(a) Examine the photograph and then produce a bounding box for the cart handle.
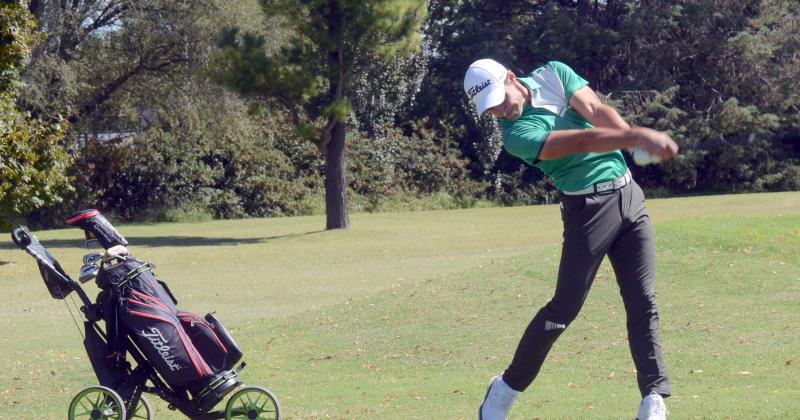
[11,226,32,248]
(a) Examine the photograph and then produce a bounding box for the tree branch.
[76,48,187,120]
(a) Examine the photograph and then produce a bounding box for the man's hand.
[631,127,679,160]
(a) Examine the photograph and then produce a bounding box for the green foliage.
[260,0,427,59]
[0,1,41,92]
[215,0,428,228]
[0,103,71,228]
[20,0,223,122]
[325,98,353,124]
[347,119,485,210]
[216,0,428,124]
[755,164,800,191]
[213,28,314,108]
[0,1,71,229]
[96,95,314,221]
[350,50,429,138]
[714,98,781,138]
[24,89,325,228]
[491,166,558,206]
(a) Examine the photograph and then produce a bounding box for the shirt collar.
[517,77,541,92]
[517,77,540,105]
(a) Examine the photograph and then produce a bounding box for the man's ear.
[505,70,517,84]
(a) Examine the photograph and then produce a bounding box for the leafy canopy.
[215,0,427,132]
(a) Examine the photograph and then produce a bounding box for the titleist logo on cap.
[467,79,492,98]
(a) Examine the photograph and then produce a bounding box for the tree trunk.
[324,120,349,229]
[323,0,349,230]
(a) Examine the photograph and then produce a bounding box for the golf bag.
[13,210,281,419]
[97,257,243,394]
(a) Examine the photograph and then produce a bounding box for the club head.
[83,252,104,266]
[79,264,100,283]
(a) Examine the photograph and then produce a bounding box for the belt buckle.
[595,181,613,193]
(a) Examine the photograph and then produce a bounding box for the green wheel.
[129,395,152,420]
[68,386,127,420]
[225,386,281,420]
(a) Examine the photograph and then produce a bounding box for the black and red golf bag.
[97,259,243,393]
[66,209,245,410]
[13,210,281,419]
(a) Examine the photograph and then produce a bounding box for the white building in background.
[76,131,138,147]
[75,109,157,147]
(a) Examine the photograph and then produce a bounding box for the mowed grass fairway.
[1,192,799,419]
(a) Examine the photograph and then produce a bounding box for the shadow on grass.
[14,231,324,249]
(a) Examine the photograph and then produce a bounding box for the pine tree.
[215,0,427,229]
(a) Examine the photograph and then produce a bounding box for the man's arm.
[538,86,678,161]
[569,86,630,130]
[538,127,676,160]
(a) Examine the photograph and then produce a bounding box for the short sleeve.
[501,118,550,165]
[548,61,589,102]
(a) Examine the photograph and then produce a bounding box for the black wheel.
[128,395,152,420]
[68,386,127,420]
[225,386,281,420]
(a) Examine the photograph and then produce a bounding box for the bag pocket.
[178,312,243,373]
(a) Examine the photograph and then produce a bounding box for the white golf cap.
[464,58,508,115]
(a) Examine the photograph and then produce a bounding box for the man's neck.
[517,80,532,104]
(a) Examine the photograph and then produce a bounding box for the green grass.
[1,192,798,419]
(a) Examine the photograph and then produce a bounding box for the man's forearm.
[539,128,638,160]
[539,127,677,161]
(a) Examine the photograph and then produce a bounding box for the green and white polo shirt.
[500,61,627,192]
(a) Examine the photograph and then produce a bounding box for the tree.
[19,0,218,126]
[1,0,70,230]
[215,0,427,229]
[22,0,315,228]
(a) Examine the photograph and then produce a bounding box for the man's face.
[487,72,526,121]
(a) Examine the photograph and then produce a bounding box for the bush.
[27,94,317,226]
[754,164,800,192]
[103,107,312,220]
[346,120,486,208]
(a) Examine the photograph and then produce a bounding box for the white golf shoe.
[636,391,667,420]
[479,374,519,420]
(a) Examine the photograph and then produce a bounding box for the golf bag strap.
[103,289,126,367]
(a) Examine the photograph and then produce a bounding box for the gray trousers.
[502,180,671,398]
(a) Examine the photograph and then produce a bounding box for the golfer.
[465,59,677,420]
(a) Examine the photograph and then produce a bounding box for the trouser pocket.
[559,195,586,223]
